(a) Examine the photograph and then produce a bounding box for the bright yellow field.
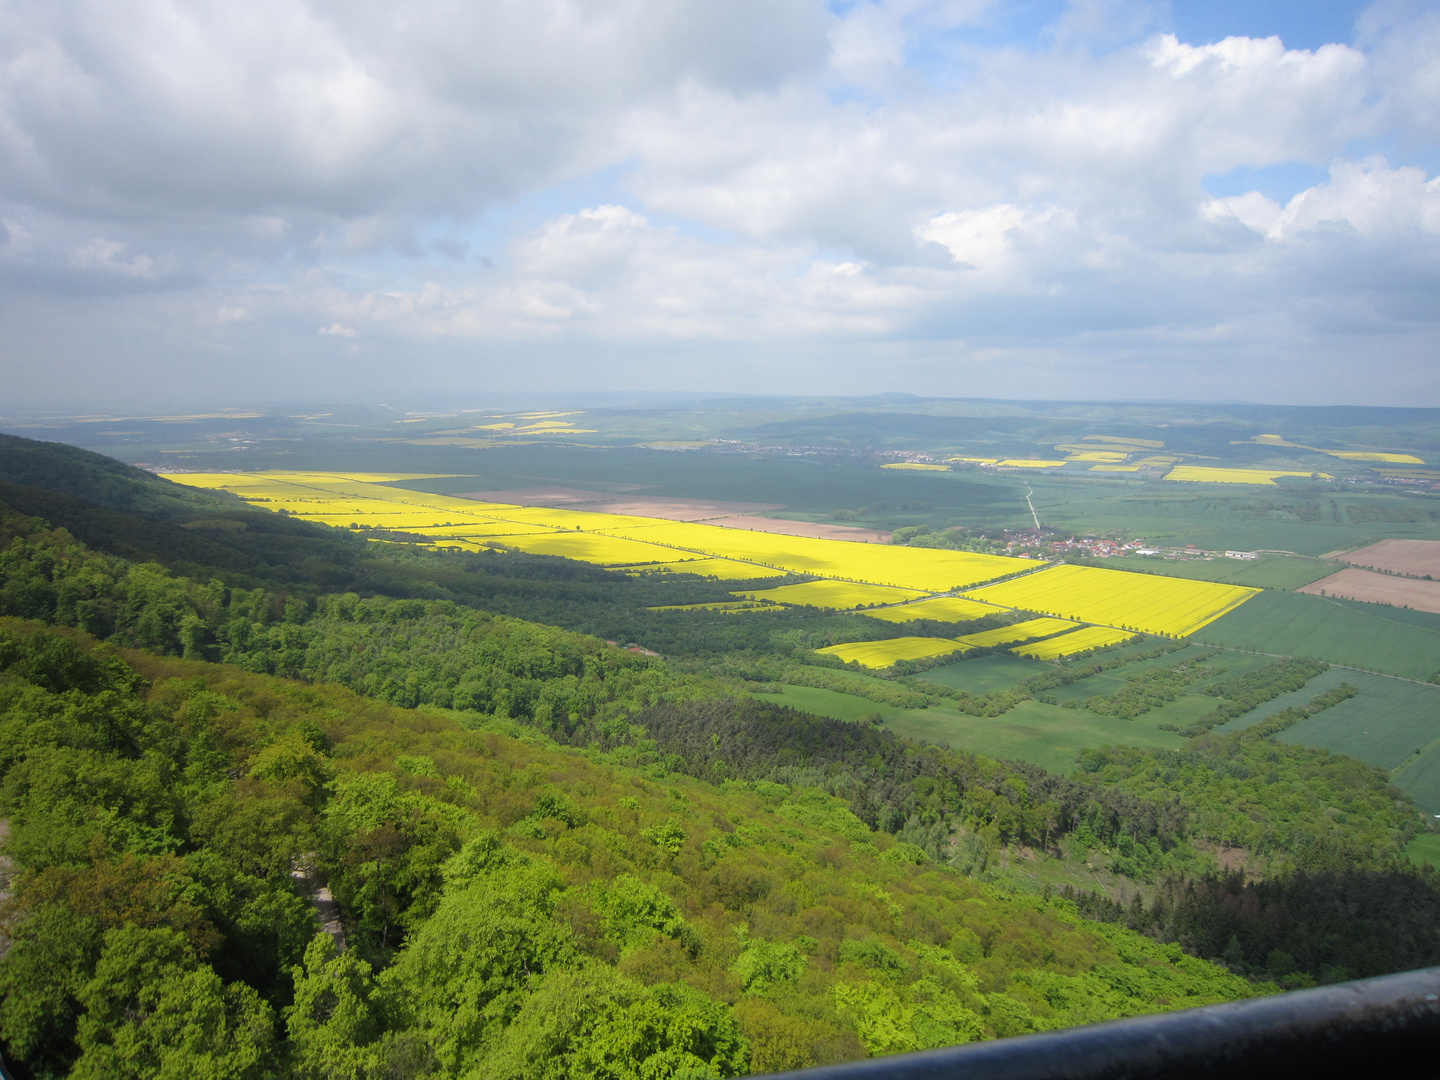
[956,617,1079,648]
[861,597,996,624]
[489,532,693,566]
[733,580,929,610]
[1164,466,1332,485]
[1065,451,1128,463]
[963,564,1258,637]
[1014,626,1137,659]
[648,601,781,613]
[623,559,789,580]
[881,463,950,471]
[1324,451,1424,464]
[164,471,1034,590]
[816,637,971,669]
[594,521,1036,592]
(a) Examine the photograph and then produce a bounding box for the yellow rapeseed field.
[1164,466,1333,485]
[732,580,928,609]
[815,637,971,669]
[1063,451,1128,462]
[881,463,950,471]
[490,532,693,565]
[1014,626,1137,659]
[861,597,996,624]
[1324,451,1424,464]
[962,564,1258,637]
[593,521,1036,592]
[956,617,1079,648]
[622,559,789,580]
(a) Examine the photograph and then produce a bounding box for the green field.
[886,699,1186,773]
[1196,590,1440,681]
[762,685,905,723]
[1392,751,1440,817]
[1277,672,1440,765]
[1213,667,1357,735]
[1404,833,1440,869]
[910,653,1050,694]
[1026,479,1440,556]
[1098,554,1336,590]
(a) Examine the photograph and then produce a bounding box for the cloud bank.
[1,0,1437,406]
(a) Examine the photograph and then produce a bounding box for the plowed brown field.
[1338,539,1440,578]
[1298,566,1440,614]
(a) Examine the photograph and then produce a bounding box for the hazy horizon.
[2,0,1437,409]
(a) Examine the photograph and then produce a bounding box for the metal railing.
[757,966,1440,1080]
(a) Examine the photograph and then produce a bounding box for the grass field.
[1404,834,1440,869]
[1022,478,1440,556]
[861,596,996,624]
[759,685,904,723]
[733,580,929,610]
[816,637,971,668]
[956,618,1079,648]
[963,564,1259,636]
[1271,671,1440,770]
[1392,751,1440,816]
[1196,591,1440,681]
[1014,626,1136,659]
[1096,555,1337,591]
[914,653,1052,694]
[882,463,950,471]
[885,699,1187,773]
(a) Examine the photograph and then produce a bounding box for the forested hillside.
[1,435,1439,1079]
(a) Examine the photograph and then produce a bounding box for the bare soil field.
[458,488,890,542]
[1298,566,1440,614]
[1338,539,1440,578]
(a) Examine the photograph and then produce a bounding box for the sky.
[1,0,1437,410]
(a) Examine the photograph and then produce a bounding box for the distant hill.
[0,432,242,518]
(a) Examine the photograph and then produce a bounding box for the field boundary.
[1190,641,1440,689]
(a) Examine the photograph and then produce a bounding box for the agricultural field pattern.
[162,438,1440,817]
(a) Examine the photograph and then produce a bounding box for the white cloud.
[0,0,1437,404]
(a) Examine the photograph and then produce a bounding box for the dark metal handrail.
[756,966,1440,1080]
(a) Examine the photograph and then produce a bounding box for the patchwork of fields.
[168,470,1280,675]
[1014,626,1137,659]
[161,468,1440,808]
[962,564,1258,637]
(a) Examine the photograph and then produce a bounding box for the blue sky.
[0,0,1436,408]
